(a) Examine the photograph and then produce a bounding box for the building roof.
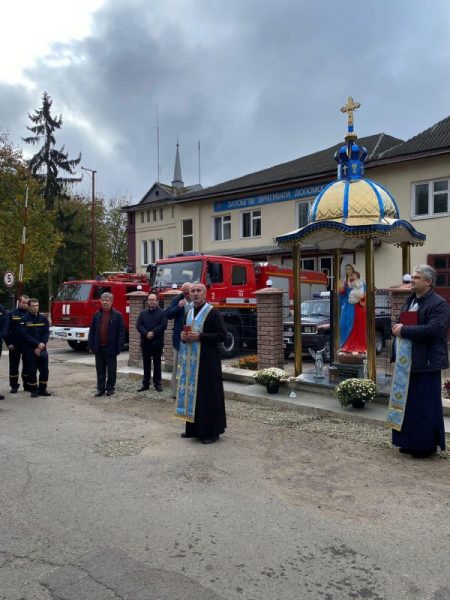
[378,115,450,159]
[180,133,403,200]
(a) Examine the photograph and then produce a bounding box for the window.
[93,286,112,299]
[157,239,164,260]
[301,257,316,271]
[412,179,449,218]
[150,240,156,263]
[297,200,313,228]
[241,210,261,238]
[213,215,231,241]
[231,266,247,285]
[153,209,157,221]
[141,240,148,264]
[140,212,144,224]
[182,219,193,252]
[146,210,150,222]
[206,262,223,285]
[429,254,450,287]
[159,208,164,220]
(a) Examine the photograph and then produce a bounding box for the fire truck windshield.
[154,261,202,286]
[56,283,92,301]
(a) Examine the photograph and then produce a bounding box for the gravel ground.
[105,377,449,457]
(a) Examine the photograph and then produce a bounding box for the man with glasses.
[389,265,449,458]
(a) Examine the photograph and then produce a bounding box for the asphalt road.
[0,344,449,600]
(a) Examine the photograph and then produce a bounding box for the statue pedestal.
[330,361,365,383]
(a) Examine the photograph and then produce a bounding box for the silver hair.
[413,264,436,287]
[190,281,206,293]
[101,292,114,301]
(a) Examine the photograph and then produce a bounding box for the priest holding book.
[388,265,449,458]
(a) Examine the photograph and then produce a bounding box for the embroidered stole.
[175,302,213,422]
[387,337,412,431]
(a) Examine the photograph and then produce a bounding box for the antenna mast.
[156,104,160,183]
[198,139,201,185]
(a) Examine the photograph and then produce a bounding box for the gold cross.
[340,96,361,127]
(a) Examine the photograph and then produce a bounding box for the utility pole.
[81,167,97,279]
[17,186,29,300]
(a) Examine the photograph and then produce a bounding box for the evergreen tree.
[23,91,81,210]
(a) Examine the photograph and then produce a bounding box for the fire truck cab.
[50,273,149,350]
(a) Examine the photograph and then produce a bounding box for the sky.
[1,0,449,203]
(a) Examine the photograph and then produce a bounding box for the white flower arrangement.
[335,378,377,407]
[254,367,287,386]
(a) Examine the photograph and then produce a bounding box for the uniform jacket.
[399,290,449,372]
[23,312,50,350]
[136,306,167,349]
[5,307,28,348]
[88,308,125,356]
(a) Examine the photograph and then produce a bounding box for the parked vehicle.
[50,273,150,350]
[283,290,392,361]
[150,252,328,358]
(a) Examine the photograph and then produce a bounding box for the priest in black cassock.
[175,282,227,444]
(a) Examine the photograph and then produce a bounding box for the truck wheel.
[220,324,239,359]
[375,331,383,355]
[67,340,88,351]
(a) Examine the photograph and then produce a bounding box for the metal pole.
[17,186,29,299]
[81,167,97,279]
[333,248,341,361]
[365,238,376,382]
[293,245,302,377]
[401,242,411,278]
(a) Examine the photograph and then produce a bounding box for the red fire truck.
[50,272,150,350]
[149,253,327,357]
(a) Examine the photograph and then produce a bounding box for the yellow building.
[126,116,450,300]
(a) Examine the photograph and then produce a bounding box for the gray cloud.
[1,0,449,200]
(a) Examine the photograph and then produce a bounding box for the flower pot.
[351,400,366,409]
[266,382,280,394]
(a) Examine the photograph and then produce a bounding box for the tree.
[103,195,129,271]
[0,132,61,303]
[23,91,81,210]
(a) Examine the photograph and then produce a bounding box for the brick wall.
[162,290,180,371]
[255,288,284,369]
[126,291,148,367]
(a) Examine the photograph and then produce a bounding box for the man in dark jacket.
[88,292,125,397]
[389,264,449,458]
[6,294,30,393]
[136,293,167,392]
[165,282,192,396]
[23,298,51,398]
[0,301,9,400]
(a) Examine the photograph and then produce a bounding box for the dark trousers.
[141,345,162,388]
[9,346,29,389]
[95,347,117,393]
[26,349,49,392]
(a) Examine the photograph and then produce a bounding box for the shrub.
[238,355,259,370]
[254,367,287,386]
[335,378,377,407]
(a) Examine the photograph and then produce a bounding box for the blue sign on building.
[213,183,328,213]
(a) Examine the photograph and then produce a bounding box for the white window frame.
[241,209,261,238]
[411,177,449,219]
[149,240,156,263]
[182,219,194,252]
[141,240,148,265]
[140,211,144,224]
[296,199,314,228]
[212,214,231,242]
[157,239,164,260]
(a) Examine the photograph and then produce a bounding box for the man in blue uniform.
[5,294,30,393]
[0,301,9,400]
[23,298,51,398]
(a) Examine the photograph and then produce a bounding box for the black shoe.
[399,448,412,454]
[95,391,105,397]
[106,390,114,396]
[181,432,195,439]
[137,386,149,392]
[10,387,19,394]
[39,391,52,397]
[0,394,5,401]
[155,385,163,392]
[31,392,39,398]
[201,436,219,445]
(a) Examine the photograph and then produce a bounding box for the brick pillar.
[127,291,148,367]
[389,283,411,326]
[255,287,284,369]
[162,290,180,372]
